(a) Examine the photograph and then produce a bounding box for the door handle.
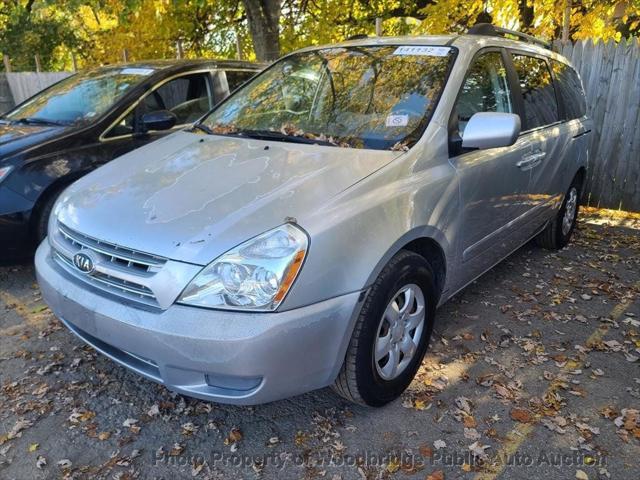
[516,151,546,170]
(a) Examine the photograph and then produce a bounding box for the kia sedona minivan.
[36,24,591,406]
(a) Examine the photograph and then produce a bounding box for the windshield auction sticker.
[120,67,155,76]
[393,46,452,56]
[386,114,409,127]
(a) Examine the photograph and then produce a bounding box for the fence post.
[71,53,77,72]
[235,34,243,60]
[176,40,184,59]
[35,54,42,73]
[562,0,571,43]
[375,17,383,36]
[122,49,129,63]
[3,54,11,73]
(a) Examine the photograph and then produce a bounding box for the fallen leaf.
[468,441,490,461]
[169,443,184,456]
[463,416,477,428]
[419,445,433,458]
[224,427,243,445]
[427,470,444,480]
[122,418,138,428]
[386,458,401,473]
[510,408,533,423]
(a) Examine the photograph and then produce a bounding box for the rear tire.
[536,178,581,250]
[332,250,437,407]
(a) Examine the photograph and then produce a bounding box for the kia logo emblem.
[73,252,95,274]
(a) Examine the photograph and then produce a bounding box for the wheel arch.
[363,227,450,303]
[574,166,587,202]
[28,171,86,235]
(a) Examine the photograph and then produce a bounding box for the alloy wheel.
[562,186,578,236]
[374,284,426,381]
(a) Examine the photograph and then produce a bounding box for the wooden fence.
[5,72,71,105]
[555,38,640,212]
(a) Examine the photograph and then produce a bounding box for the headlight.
[0,165,13,184]
[177,224,308,311]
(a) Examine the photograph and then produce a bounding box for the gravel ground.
[1,208,639,480]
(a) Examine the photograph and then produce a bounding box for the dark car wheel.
[33,187,64,243]
[536,177,581,250]
[333,250,437,407]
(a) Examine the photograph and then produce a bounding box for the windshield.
[3,66,155,126]
[201,45,454,150]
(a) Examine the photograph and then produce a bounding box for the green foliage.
[1,0,638,71]
[0,0,79,71]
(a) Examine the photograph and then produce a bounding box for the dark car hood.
[56,131,401,265]
[0,122,68,160]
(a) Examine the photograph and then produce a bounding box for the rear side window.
[225,70,255,91]
[550,60,587,120]
[153,74,212,124]
[455,51,513,136]
[511,54,559,130]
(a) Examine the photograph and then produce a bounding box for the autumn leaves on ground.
[0,208,639,480]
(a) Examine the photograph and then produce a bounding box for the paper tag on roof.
[120,68,155,76]
[393,46,451,57]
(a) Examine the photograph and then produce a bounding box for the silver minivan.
[36,24,591,406]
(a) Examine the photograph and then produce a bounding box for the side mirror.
[461,112,521,150]
[141,110,177,132]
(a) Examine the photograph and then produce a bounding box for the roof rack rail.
[467,23,551,49]
[347,34,369,40]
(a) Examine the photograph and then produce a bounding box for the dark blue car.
[0,59,261,259]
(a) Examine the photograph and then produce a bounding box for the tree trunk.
[518,0,535,31]
[242,0,281,62]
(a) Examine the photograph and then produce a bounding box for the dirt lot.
[1,208,639,480]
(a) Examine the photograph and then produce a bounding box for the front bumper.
[36,241,363,405]
[0,186,35,258]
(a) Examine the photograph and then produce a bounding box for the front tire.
[536,178,581,250]
[332,250,437,407]
[33,187,64,243]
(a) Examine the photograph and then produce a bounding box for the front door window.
[105,72,212,138]
[455,51,513,137]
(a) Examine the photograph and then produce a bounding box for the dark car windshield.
[200,45,454,150]
[3,66,155,126]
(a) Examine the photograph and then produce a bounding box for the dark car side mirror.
[141,110,177,133]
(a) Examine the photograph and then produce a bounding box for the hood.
[0,122,68,160]
[56,131,400,265]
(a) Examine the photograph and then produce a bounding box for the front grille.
[58,223,165,271]
[52,222,167,307]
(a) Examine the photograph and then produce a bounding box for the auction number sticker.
[393,46,452,56]
[386,114,409,127]
[120,67,156,76]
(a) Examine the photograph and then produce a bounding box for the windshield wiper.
[236,129,337,146]
[12,117,66,126]
[190,123,215,135]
